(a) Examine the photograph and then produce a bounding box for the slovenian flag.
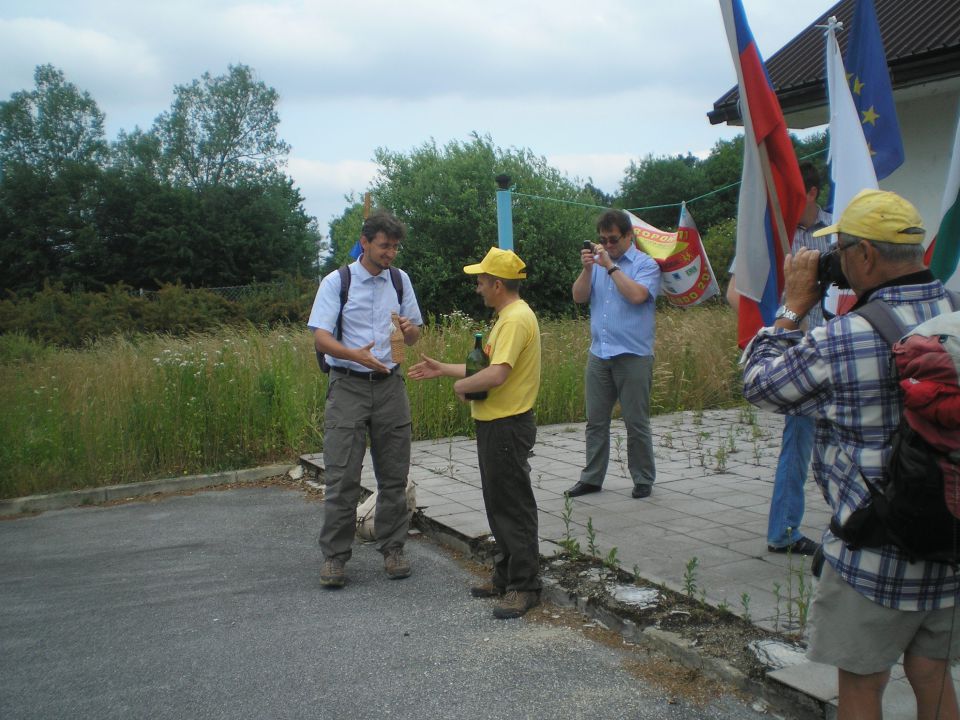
[720,0,806,348]
[928,105,960,292]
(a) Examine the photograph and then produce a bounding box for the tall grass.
[0,305,738,498]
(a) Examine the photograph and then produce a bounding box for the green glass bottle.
[465,332,489,401]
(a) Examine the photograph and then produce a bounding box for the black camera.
[817,248,850,292]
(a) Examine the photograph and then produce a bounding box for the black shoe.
[768,537,819,556]
[565,481,601,498]
[631,485,652,499]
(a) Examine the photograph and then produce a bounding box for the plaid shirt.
[743,274,959,610]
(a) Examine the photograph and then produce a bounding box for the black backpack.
[830,291,960,565]
[316,265,404,373]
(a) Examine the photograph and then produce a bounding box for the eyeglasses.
[597,234,623,246]
[373,243,402,253]
[836,237,861,252]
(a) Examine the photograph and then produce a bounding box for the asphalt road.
[0,486,770,720]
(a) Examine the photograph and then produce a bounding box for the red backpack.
[832,292,960,564]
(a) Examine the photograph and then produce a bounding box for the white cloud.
[0,18,164,104]
[547,153,633,192]
[288,156,378,224]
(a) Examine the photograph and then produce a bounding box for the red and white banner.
[626,205,719,307]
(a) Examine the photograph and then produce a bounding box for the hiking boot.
[492,590,540,619]
[320,558,346,588]
[384,547,411,579]
[470,582,506,598]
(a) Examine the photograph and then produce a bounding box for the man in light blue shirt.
[567,209,661,499]
[308,210,423,588]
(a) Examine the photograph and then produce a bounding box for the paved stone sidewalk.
[359,407,958,720]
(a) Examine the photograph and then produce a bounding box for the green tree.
[0,64,108,176]
[618,153,709,231]
[352,134,596,319]
[153,64,290,190]
[0,66,109,292]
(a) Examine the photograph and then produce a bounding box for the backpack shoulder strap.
[334,265,352,340]
[388,266,404,305]
[856,299,908,349]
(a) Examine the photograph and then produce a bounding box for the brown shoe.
[470,582,506,598]
[493,590,540,619]
[384,547,411,579]
[320,558,346,588]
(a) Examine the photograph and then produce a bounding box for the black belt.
[331,365,399,382]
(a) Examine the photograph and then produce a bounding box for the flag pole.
[757,143,792,258]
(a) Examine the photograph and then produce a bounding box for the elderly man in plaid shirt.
[742,190,960,719]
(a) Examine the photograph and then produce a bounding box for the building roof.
[709,0,960,126]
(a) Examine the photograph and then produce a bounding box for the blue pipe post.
[495,174,514,251]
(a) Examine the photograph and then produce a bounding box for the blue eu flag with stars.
[844,0,904,179]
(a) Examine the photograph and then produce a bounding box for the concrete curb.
[0,464,293,517]
[538,580,826,720]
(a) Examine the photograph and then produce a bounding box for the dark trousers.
[475,410,541,592]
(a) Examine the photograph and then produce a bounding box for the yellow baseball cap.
[813,189,925,244]
[463,247,527,279]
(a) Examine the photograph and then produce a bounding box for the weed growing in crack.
[604,546,621,573]
[795,560,813,631]
[445,440,457,478]
[559,495,581,559]
[586,517,599,558]
[662,431,674,449]
[740,592,752,623]
[714,445,728,473]
[773,582,782,632]
[739,404,758,426]
[683,556,699,599]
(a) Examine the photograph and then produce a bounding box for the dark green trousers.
[475,410,541,592]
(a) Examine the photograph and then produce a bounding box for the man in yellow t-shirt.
[409,247,542,619]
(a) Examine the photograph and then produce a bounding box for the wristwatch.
[774,305,802,324]
[607,265,621,276]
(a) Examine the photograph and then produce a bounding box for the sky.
[0,0,839,233]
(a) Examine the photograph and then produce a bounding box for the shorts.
[807,562,960,675]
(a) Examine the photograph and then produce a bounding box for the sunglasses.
[597,234,623,246]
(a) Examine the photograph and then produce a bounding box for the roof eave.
[708,47,960,127]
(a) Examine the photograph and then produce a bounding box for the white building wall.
[881,83,960,233]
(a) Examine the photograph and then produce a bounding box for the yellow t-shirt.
[471,298,541,422]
